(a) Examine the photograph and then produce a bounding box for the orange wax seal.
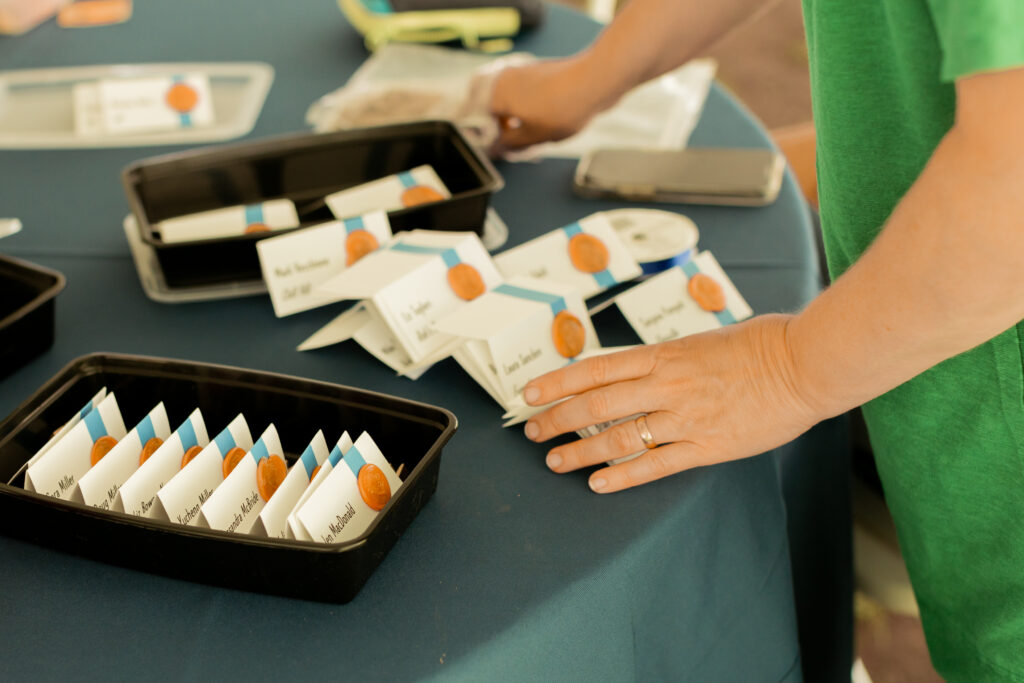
[222,447,247,478]
[165,82,199,113]
[257,455,288,502]
[357,464,391,511]
[400,185,444,207]
[567,233,610,274]
[139,437,164,465]
[180,445,203,469]
[90,436,118,466]
[310,465,322,481]
[446,262,485,301]
[345,229,379,266]
[551,310,586,359]
[687,273,727,312]
[244,222,270,234]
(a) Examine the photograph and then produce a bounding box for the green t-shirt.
[801,1,1024,679]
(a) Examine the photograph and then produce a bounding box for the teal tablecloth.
[0,1,849,680]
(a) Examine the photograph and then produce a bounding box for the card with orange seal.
[113,409,208,517]
[23,387,107,472]
[493,213,642,299]
[72,74,215,137]
[157,199,300,245]
[316,229,502,367]
[152,414,253,526]
[285,432,353,541]
[434,276,600,413]
[196,425,284,534]
[72,403,171,510]
[295,432,402,544]
[324,166,450,220]
[251,430,330,538]
[256,211,392,317]
[612,252,752,345]
[24,393,126,500]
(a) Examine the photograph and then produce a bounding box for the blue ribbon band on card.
[328,445,346,467]
[494,283,567,316]
[250,437,270,462]
[83,408,108,443]
[79,398,97,419]
[135,415,157,447]
[213,425,237,458]
[397,171,415,187]
[299,443,319,479]
[640,249,694,275]
[171,75,192,128]
[344,445,368,477]
[343,215,365,233]
[680,261,737,326]
[561,222,617,289]
[177,418,199,450]
[244,204,265,228]
[389,243,461,268]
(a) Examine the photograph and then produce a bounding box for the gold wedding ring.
[635,414,657,450]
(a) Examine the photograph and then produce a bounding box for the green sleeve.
[927,0,1024,81]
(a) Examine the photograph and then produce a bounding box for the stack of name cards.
[299,229,504,377]
[257,211,392,317]
[493,213,643,299]
[325,165,450,220]
[74,74,215,137]
[21,397,403,544]
[433,276,600,418]
[158,199,300,244]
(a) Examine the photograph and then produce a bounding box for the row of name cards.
[73,74,215,137]
[304,229,503,371]
[20,397,404,543]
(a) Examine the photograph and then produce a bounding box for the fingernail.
[523,386,540,404]
[546,452,562,470]
[589,477,607,493]
[524,421,539,440]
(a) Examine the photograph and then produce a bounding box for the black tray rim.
[0,252,66,331]
[0,351,458,554]
[122,120,505,250]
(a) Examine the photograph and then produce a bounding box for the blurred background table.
[0,1,850,680]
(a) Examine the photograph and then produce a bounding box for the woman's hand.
[522,315,828,493]
[489,56,616,152]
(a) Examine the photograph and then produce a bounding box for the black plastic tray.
[0,253,65,380]
[121,120,504,289]
[0,353,457,603]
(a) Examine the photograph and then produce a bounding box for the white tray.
[0,62,274,149]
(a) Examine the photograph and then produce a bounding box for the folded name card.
[613,251,753,344]
[494,213,642,299]
[73,403,171,510]
[114,409,208,517]
[286,432,353,541]
[257,211,392,317]
[436,276,600,411]
[24,393,127,499]
[25,387,107,470]
[74,74,215,136]
[252,430,330,538]
[318,229,503,364]
[158,199,299,244]
[295,432,402,544]
[197,425,284,534]
[154,414,253,526]
[325,165,450,220]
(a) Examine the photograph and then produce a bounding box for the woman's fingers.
[587,441,711,494]
[523,346,657,406]
[525,375,658,442]
[544,411,676,473]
